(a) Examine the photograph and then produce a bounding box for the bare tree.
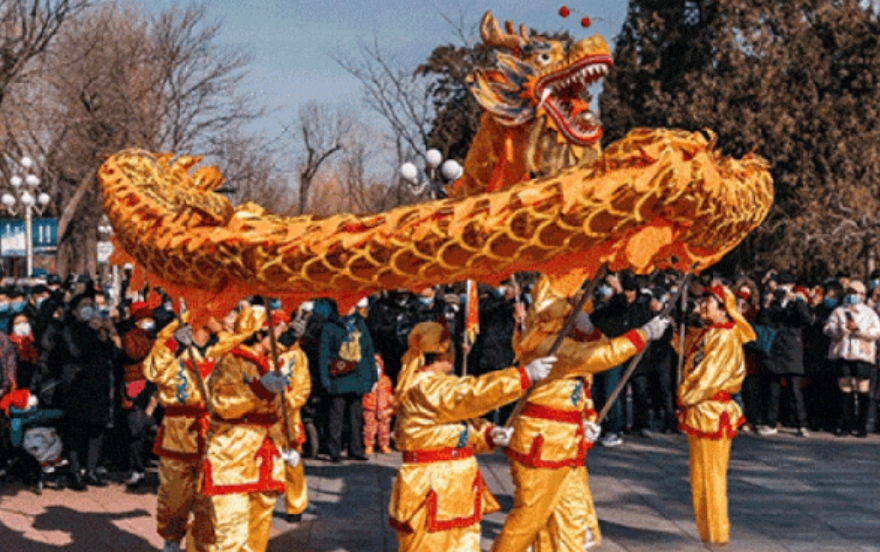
[334,37,435,163]
[1,3,268,275]
[289,100,349,214]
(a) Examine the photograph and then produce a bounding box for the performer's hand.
[26,394,39,409]
[641,316,671,341]
[583,421,601,444]
[282,449,301,467]
[260,371,290,394]
[575,312,593,335]
[489,426,513,448]
[525,355,556,384]
[174,324,194,347]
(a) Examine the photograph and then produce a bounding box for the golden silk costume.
[676,286,755,545]
[204,307,292,552]
[278,344,311,517]
[492,276,648,552]
[389,322,531,552]
[144,321,223,550]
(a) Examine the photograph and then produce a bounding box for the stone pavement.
[1,428,878,551]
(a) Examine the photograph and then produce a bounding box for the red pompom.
[559,6,571,18]
[581,16,592,28]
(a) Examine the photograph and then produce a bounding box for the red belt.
[402,446,474,464]
[212,413,278,426]
[521,403,584,425]
[164,404,207,417]
[710,391,732,402]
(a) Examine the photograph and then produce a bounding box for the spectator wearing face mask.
[9,313,38,391]
[36,293,122,490]
[823,280,880,437]
[755,271,812,437]
[0,288,14,333]
[804,280,845,432]
[120,302,159,486]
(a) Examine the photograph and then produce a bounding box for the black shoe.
[853,429,868,438]
[86,471,108,487]
[329,455,342,464]
[348,453,369,461]
[69,473,87,491]
[286,513,302,523]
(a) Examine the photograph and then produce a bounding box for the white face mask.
[139,320,156,331]
[13,322,31,337]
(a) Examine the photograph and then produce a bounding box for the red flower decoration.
[559,6,571,18]
[581,16,592,28]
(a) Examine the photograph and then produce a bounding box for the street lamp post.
[1,156,50,277]
[399,148,463,200]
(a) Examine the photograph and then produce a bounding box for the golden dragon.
[99,11,773,324]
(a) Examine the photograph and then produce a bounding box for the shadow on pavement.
[0,505,154,552]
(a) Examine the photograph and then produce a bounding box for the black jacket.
[756,297,811,376]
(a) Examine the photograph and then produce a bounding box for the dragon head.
[468,11,613,147]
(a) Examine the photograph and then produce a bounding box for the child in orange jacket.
[362,354,395,454]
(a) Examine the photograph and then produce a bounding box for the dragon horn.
[481,11,526,52]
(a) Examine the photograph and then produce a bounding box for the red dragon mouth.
[535,54,613,145]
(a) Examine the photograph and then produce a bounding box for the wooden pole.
[504,266,608,428]
[263,297,293,449]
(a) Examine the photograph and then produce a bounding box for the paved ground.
[1,428,879,551]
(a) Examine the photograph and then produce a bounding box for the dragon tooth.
[538,88,553,109]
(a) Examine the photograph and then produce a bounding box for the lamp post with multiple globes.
[399,148,463,200]
[1,156,51,277]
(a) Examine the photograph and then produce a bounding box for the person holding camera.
[755,272,812,437]
[823,280,880,437]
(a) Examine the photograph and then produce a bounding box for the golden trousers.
[284,461,308,515]
[688,435,732,544]
[395,505,482,552]
[209,491,277,552]
[157,456,214,551]
[490,462,590,552]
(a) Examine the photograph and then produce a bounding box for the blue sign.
[0,218,58,257]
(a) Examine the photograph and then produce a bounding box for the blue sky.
[147,1,629,141]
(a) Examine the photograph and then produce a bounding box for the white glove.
[583,421,601,444]
[174,324,193,347]
[27,395,39,409]
[525,355,556,384]
[489,426,513,448]
[260,371,290,394]
[281,448,301,467]
[641,316,671,341]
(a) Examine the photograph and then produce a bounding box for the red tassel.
[559,6,571,18]
[581,16,592,28]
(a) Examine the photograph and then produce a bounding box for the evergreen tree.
[600,0,880,276]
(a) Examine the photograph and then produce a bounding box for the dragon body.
[99,12,773,324]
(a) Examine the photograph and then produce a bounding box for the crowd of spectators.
[1,265,879,492]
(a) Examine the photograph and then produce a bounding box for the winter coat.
[318,314,377,396]
[39,321,121,426]
[823,303,880,365]
[756,297,811,376]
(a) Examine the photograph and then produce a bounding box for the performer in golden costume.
[389,321,556,552]
[275,312,312,524]
[202,306,295,552]
[145,317,223,552]
[677,284,753,545]
[492,276,670,552]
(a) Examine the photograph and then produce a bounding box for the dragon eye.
[536,53,552,66]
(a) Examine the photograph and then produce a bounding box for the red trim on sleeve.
[230,347,272,375]
[623,329,646,351]
[485,425,497,448]
[517,367,531,390]
[164,337,179,354]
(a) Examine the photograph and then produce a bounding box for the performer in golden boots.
[389,321,556,552]
[203,306,295,552]
[492,275,670,552]
[677,284,754,545]
[273,311,312,524]
[145,317,225,552]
